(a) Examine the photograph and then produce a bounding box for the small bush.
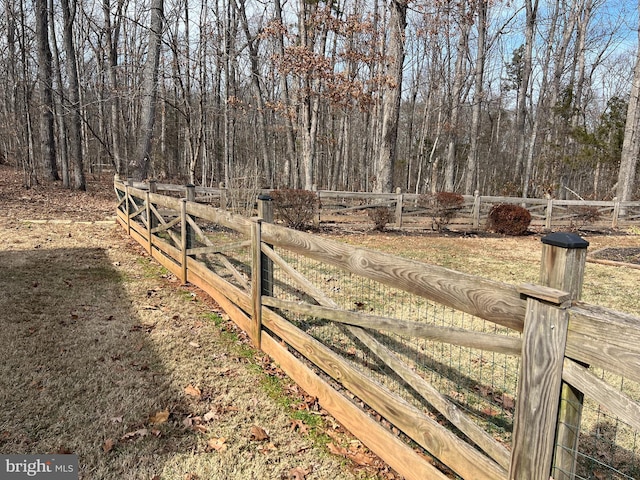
[271,188,317,230]
[367,206,394,231]
[418,191,465,231]
[487,204,531,235]
[570,206,601,230]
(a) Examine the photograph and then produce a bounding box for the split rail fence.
[139,181,640,232]
[115,178,640,480]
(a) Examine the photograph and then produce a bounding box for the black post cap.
[258,194,272,201]
[541,232,589,249]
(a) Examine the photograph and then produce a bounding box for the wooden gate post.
[395,187,403,228]
[148,179,158,231]
[251,218,263,348]
[125,179,133,236]
[250,194,274,349]
[257,194,274,297]
[510,284,571,480]
[185,184,196,255]
[472,190,481,230]
[540,232,589,480]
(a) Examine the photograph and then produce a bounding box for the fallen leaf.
[192,424,208,434]
[189,341,201,348]
[102,438,115,453]
[250,425,270,441]
[207,437,227,452]
[258,442,277,454]
[184,384,202,399]
[203,410,217,422]
[121,428,148,441]
[287,467,308,480]
[350,451,376,466]
[290,419,309,435]
[327,442,348,456]
[149,409,170,424]
[500,393,515,410]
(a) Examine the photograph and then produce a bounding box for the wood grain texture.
[566,304,640,384]
[350,324,511,470]
[259,330,450,480]
[516,283,571,305]
[563,358,640,432]
[263,297,522,355]
[509,299,568,480]
[261,222,526,331]
[261,308,507,480]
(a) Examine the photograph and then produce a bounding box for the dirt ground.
[0,165,383,480]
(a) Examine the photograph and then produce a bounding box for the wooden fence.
[134,180,640,232]
[115,178,640,480]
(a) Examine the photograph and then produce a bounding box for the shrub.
[418,191,465,231]
[570,206,601,230]
[487,204,531,235]
[367,206,394,231]
[270,188,317,230]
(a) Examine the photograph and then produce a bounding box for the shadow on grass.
[0,247,196,479]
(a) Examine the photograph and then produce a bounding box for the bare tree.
[375,0,407,193]
[60,0,86,190]
[464,0,487,195]
[617,5,640,203]
[35,0,58,181]
[133,0,164,180]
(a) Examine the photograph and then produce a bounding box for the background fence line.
[128,179,640,232]
[115,178,640,480]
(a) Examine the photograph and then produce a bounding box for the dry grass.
[325,230,640,315]
[0,166,364,480]
[5,164,639,479]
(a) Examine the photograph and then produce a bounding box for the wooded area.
[1,0,640,200]
[115,178,640,480]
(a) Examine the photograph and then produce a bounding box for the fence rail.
[115,179,640,480]
[130,179,640,232]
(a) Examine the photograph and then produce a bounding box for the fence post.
[312,184,321,225]
[540,232,589,480]
[148,179,158,231]
[395,187,403,228]
[545,195,554,231]
[257,194,274,298]
[125,179,133,236]
[472,190,480,230]
[250,194,274,349]
[251,218,263,348]
[180,199,189,285]
[145,191,152,255]
[219,182,227,209]
[510,284,571,480]
[185,184,196,254]
[612,196,620,229]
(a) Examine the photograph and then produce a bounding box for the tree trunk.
[444,2,470,192]
[464,0,487,195]
[103,0,125,174]
[617,8,640,203]
[60,0,85,190]
[375,0,407,193]
[237,0,270,186]
[133,0,164,181]
[35,0,58,181]
[514,0,538,188]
